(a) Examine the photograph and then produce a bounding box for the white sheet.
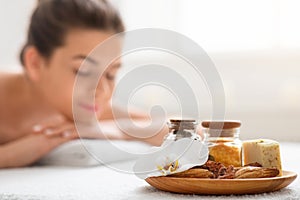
[37,139,151,166]
[0,142,299,200]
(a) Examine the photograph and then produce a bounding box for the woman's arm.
[0,132,77,168]
[78,119,169,146]
[97,103,169,146]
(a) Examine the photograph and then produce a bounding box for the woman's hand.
[0,117,79,168]
[32,116,78,139]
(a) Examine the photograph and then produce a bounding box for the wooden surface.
[145,170,297,195]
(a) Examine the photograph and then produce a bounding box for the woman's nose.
[95,77,110,98]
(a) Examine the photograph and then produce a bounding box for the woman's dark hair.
[20,0,124,65]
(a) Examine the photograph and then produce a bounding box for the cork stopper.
[201,120,241,137]
[169,119,197,131]
[201,121,241,129]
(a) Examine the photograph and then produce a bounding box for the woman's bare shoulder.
[0,72,22,94]
[0,72,21,81]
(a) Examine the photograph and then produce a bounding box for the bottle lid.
[170,119,196,123]
[201,120,241,129]
[169,119,197,130]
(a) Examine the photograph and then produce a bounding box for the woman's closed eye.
[105,73,115,81]
[73,69,91,76]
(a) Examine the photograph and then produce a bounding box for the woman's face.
[36,29,121,122]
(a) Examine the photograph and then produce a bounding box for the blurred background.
[0,0,299,141]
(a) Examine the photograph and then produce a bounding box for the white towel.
[37,139,151,166]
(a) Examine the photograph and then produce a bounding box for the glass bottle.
[202,120,242,167]
[163,119,201,145]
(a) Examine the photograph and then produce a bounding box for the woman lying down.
[0,0,168,168]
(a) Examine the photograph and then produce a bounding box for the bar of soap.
[243,139,282,176]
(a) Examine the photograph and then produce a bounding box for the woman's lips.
[79,103,99,112]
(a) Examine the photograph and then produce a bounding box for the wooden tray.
[145,170,297,195]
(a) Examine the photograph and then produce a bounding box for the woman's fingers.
[32,116,79,139]
[32,116,66,134]
[43,123,78,139]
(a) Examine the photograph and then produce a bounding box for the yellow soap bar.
[243,139,282,176]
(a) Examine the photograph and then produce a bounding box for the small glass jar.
[202,120,242,167]
[163,119,201,145]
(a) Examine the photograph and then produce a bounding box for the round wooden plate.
[145,170,297,195]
